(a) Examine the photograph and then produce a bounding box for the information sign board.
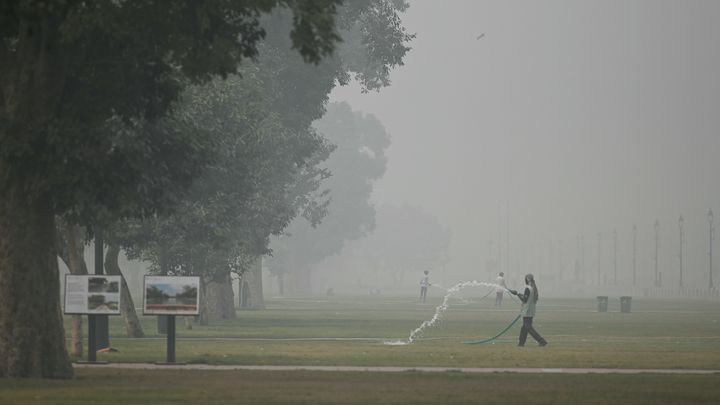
[143,276,200,315]
[64,275,122,315]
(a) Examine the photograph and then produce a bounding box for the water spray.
[430,283,476,304]
[384,280,513,345]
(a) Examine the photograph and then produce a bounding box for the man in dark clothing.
[509,273,547,347]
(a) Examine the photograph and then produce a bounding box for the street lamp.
[575,235,584,283]
[580,234,585,284]
[613,228,617,286]
[709,209,714,292]
[632,225,637,287]
[654,220,660,287]
[597,232,602,286]
[679,215,684,289]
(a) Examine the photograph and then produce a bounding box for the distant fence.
[638,287,720,299]
[542,283,720,300]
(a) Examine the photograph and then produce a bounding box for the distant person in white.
[419,270,430,303]
[495,272,507,307]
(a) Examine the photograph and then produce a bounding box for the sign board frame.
[143,275,200,316]
[64,274,122,315]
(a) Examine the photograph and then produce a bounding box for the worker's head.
[499,272,504,277]
[525,273,535,285]
[424,270,429,275]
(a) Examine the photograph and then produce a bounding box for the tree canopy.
[267,101,392,294]
[0,0,344,379]
[0,0,342,226]
[115,1,412,304]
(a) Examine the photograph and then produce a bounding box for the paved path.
[73,363,719,375]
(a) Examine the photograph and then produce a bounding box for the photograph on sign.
[144,276,200,315]
[64,275,121,315]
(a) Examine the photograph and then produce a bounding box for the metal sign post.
[65,272,121,364]
[87,315,97,362]
[143,276,199,365]
[166,315,176,363]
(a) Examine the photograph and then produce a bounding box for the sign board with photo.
[64,275,122,315]
[143,276,200,315]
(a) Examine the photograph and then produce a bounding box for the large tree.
[267,101,391,294]
[117,72,333,321]
[55,220,89,357]
[119,0,413,314]
[258,0,413,296]
[0,0,342,378]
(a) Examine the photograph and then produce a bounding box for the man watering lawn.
[510,273,548,347]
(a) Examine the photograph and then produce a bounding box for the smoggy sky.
[329,0,720,287]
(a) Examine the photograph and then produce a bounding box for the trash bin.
[596,296,608,312]
[620,296,632,313]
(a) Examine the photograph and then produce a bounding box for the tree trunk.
[104,244,145,338]
[220,276,236,316]
[277,273,285,296]
[202,271,236,321]
[239,276,250,308]
[70,317,83,358]
[0,192,72,378]
[56,220,89,358]
[197,277,209,325]
[289,265,313,296]
[240,257,265,309]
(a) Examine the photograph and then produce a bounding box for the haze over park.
[330,0,720,290]
[1,1,719,404]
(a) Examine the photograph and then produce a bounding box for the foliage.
[337,0,414,91]
[114,71,334,280]
[116,1,413,284]
[0,0,343,378]
[0,0,343,226]
[266,102,391,287]
[356,204,452,280]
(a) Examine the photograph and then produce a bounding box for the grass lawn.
[64,295,720,369]
[1,368,719,404]
[1,295,716,404]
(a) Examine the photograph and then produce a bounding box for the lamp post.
[632,225,637,287]
[679,215,684,289]
[576,235,581,282]
[709,209,714,292]
[613,228,618,285]
[654,220,660,287]
[597,232,602,286]
[506,201,510,277]
[580,234,585,284]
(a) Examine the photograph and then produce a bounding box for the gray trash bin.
[596,296,608,312]
[620,296,632,313]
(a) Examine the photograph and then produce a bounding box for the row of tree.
[1,0,411,378]
[304,204,453,292]
[267,102,393,294]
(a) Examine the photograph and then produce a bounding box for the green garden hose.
[463,312,522,345]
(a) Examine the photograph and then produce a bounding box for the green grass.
[1,368,719,404]
[2,296,716,404]
[64,296,720,369]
